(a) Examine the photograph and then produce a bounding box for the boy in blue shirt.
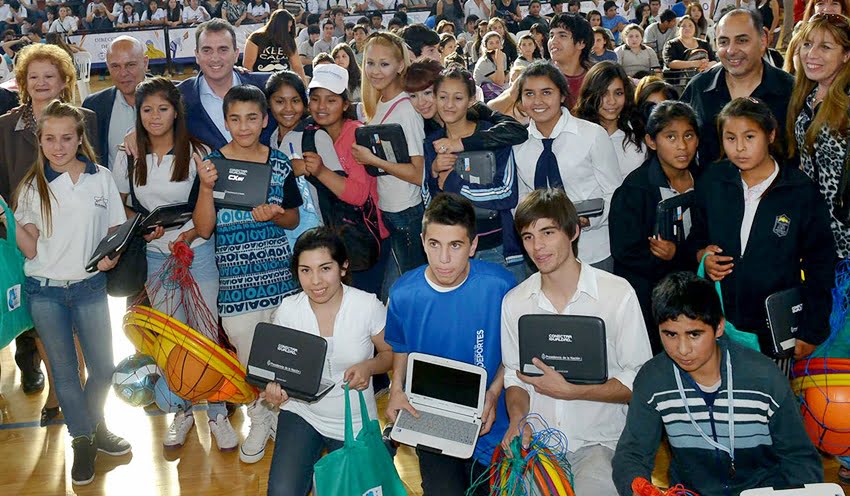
[601,0,629,44]
[385,193,515,495]
[193,84,302,463]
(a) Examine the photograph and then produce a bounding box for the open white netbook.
[390,353,487,459]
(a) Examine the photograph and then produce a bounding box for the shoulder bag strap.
[379,96,411,125]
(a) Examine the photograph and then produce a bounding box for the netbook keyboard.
[396,409,478,445]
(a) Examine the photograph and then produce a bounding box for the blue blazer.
[81,86,117,165]
[177,71,276,150]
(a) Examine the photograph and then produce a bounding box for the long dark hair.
[265,69,308,115]
[717,97,781,160]
[574,61,645,151]
[258,9,297,57]
[132,77,206,186]
[514,61,571,116]
[331,43,361,94]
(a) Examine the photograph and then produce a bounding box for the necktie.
[533,138,563,189]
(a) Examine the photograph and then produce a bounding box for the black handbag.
[106,157,148,297]
[302,128,381,271]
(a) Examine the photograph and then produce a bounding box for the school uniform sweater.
[612,336,823,496]
[609,157,695,346]
[685,160,835,347]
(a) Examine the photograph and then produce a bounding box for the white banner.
[69,29,169,68]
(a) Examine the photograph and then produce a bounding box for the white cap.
[308,63,349,95]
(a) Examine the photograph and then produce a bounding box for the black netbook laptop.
[574,198,604,218]
[245,323,335,403]
[454,151,497,185]
[518,315,608,384]
[139,203,193,234]
[765,288,803,358]
[210,158,273,210]
[654,192,694,243]
[85,213,142,273]
[354,124,411,177]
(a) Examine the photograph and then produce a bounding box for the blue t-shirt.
[385,260,516,465]
[602,15,629,43]
[208,148,303,317]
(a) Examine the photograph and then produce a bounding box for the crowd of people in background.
[1,0,850,494]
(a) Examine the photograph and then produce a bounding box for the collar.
[199,71,240,99]
[45,155,98,183]
[741,159,778,196]
[704,60,783,96]
[647,155,672,188]
[113,89,133,110]
[527,107,577,140]
[517,261,599,305]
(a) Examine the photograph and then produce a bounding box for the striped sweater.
[612,336,823,495]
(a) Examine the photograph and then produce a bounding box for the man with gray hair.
[82,35,148,168]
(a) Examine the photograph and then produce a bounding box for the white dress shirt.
[740,160,778,253]
[464,0,491,20]
[198,71,239,142]
[610,129,647,178]
[501,263,653,452]
[512,108,624,264]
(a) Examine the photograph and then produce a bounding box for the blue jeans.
[381,203,426,300]
[474,246,528,284]
[25,273,113,438]
[145,240,226,419]
[267,411,345,496]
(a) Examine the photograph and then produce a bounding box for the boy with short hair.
[612,272,823,495]
[601,0,629,43]
[500,188,652,495]
[385,193,514,495]
[193,84,302,463]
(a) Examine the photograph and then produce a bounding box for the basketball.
[801,385,850,456]
[112,354,160,408]
[164,344,227,403]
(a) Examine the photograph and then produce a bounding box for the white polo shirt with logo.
[15,158,126,281]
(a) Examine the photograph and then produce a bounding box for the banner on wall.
[69,29,168,68]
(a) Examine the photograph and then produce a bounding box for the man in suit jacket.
[82,35,148,168]
[0,87,17,116]
[178,18,275,149]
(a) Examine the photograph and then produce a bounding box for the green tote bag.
[313,385,407,496]
[698,253,761,352]
[0,199,33,349]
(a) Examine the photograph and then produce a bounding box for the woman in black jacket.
[687,98,835,360]
[610,101,699,354]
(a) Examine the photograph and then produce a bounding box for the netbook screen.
[411,361,481,408]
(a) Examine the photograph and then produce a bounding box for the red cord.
[632,478,701,496]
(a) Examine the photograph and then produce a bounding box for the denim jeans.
[267,411,345,496]
[474,246,529,284]
[25,273,113,438]
[145,240,226,419]
[381,203,426,300]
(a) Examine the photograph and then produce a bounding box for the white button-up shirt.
[501,263,653,452]
[740,160,779,253]
[512,109,624,264]
[199,71,239,142]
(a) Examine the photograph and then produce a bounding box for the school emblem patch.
[773,214,790,237]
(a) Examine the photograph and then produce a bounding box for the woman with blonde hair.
[0,42,98,428]
[789,14,850,258]
[6,100,129,486]
[351,31,426,296]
